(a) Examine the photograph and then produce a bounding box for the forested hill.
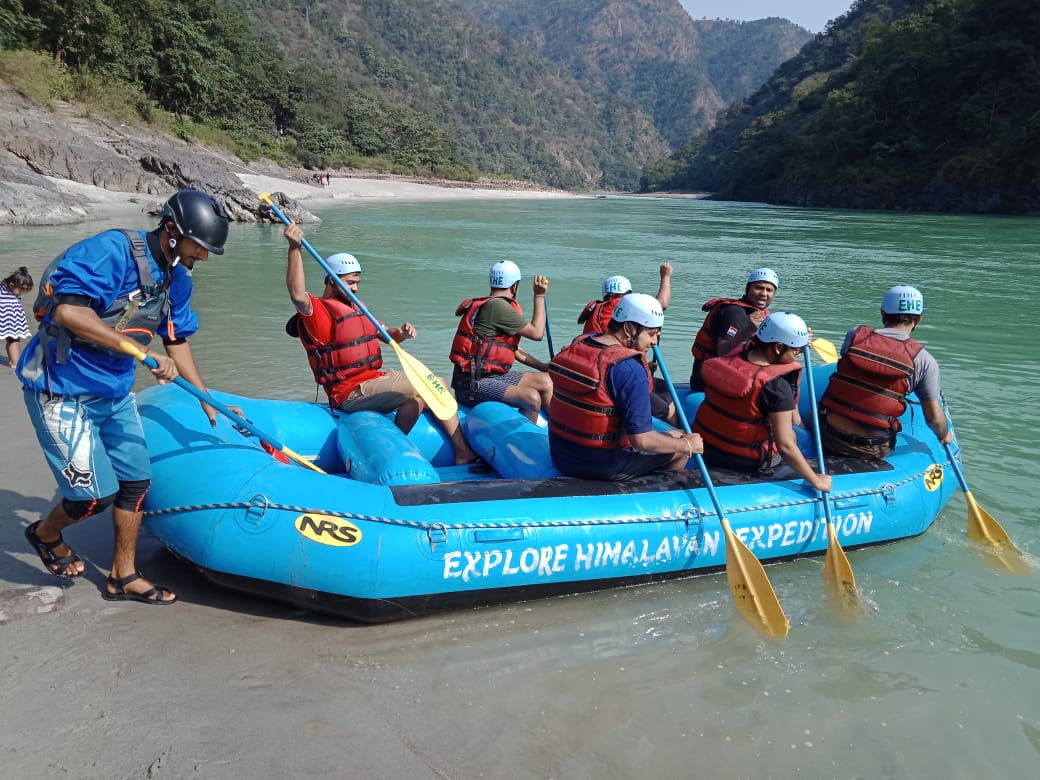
[640,0,1040,214]
[451,0,810,148]
[226,0,668,190]
[1,0,807,192]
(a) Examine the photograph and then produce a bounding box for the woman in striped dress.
[1,267,34,371]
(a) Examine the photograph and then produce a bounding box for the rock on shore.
[0,82,315,226]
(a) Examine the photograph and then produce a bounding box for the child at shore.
[1,267,33,371]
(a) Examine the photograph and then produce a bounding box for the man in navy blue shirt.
[548,293,701,481]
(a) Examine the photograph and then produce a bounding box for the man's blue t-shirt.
[550,354,653,472]
[18,229,198,397]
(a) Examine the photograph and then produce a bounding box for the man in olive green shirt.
[449,260,553,422]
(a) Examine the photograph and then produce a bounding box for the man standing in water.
[689,267,779,391]
[18,189,233,604]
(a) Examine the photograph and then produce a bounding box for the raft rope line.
[142,471,925,531]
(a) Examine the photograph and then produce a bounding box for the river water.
[2,197,1037,778]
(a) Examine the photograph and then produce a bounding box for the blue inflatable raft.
[137,364,957,622]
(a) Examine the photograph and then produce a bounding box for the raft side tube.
[337,411,440,486]
[464,402,562,479]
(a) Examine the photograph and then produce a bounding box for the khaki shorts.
[339,371,421,414]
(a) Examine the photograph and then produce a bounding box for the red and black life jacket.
[820,326,923,432]
[694,354,801,465]
[548,337,651,449]
[690,297,763,364]
[450,296,522,379]
[289,296,383,405]
[577,297,622,335]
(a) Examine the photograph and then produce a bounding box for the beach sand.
[0,171,582,779]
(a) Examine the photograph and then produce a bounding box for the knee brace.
[62,494,115,521]
[114,479,151,512]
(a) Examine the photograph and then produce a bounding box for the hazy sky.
[680,1,854,32]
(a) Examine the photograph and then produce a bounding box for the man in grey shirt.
[817,285,953,460]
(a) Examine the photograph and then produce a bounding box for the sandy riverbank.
[40,169,581,224]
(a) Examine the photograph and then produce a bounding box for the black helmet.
[160,189,230,255]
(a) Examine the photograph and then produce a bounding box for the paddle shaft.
[802,347,833,516]
[653,345,728,514]
[653,344,789,637]
[544,303,555,359]
[261,198,395,344]
[942,442,972,494]
[121,342,324,473]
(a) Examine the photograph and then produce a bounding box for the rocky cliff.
[0,84,313,226]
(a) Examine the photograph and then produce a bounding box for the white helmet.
[602,275,633,297]
[489,260,522,288]
[612,292,664,328]
[747,267,779,289]
[757,311,809,348]
[881,284,924,315]
[327,252,362,275]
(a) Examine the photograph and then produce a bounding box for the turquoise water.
[2,197,1038,777]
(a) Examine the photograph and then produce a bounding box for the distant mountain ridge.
[452,0,810,148]
[642,0,1040,214]
[228,0,807,188]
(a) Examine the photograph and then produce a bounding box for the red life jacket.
[690,297,763,364]
[577,297,622,335]
[820,326,923,432]
[292,297,384,406]
[548,337,651,449]
[694,354,801,465]
[450,296,522,378]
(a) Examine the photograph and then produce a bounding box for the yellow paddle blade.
[811,337,838,364]
[965,490,1012,544]
[823,522,865,618]
[721,518,789,638]
[389,341,458,421]
[282,447,326,473]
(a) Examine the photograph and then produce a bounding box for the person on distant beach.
[16,189,235,605]
[694,311,831,491]
[549,293,701,480]
[449,260,553,422]
[818,285,953,460]
[282,222,477,464]
[689,267,779,392]
[577,265,676,424]
[1,266,33,371]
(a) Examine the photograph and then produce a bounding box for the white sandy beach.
[237,171,580,206]
[41,169,580,224]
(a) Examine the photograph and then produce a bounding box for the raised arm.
[283,222,313,316]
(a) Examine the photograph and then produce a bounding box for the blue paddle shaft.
[803,345,835,523]
[139,352,288,451]
[651,344,727,519]
[943,442,970,493]
[264,198,393,345]
[545,306,555,358]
